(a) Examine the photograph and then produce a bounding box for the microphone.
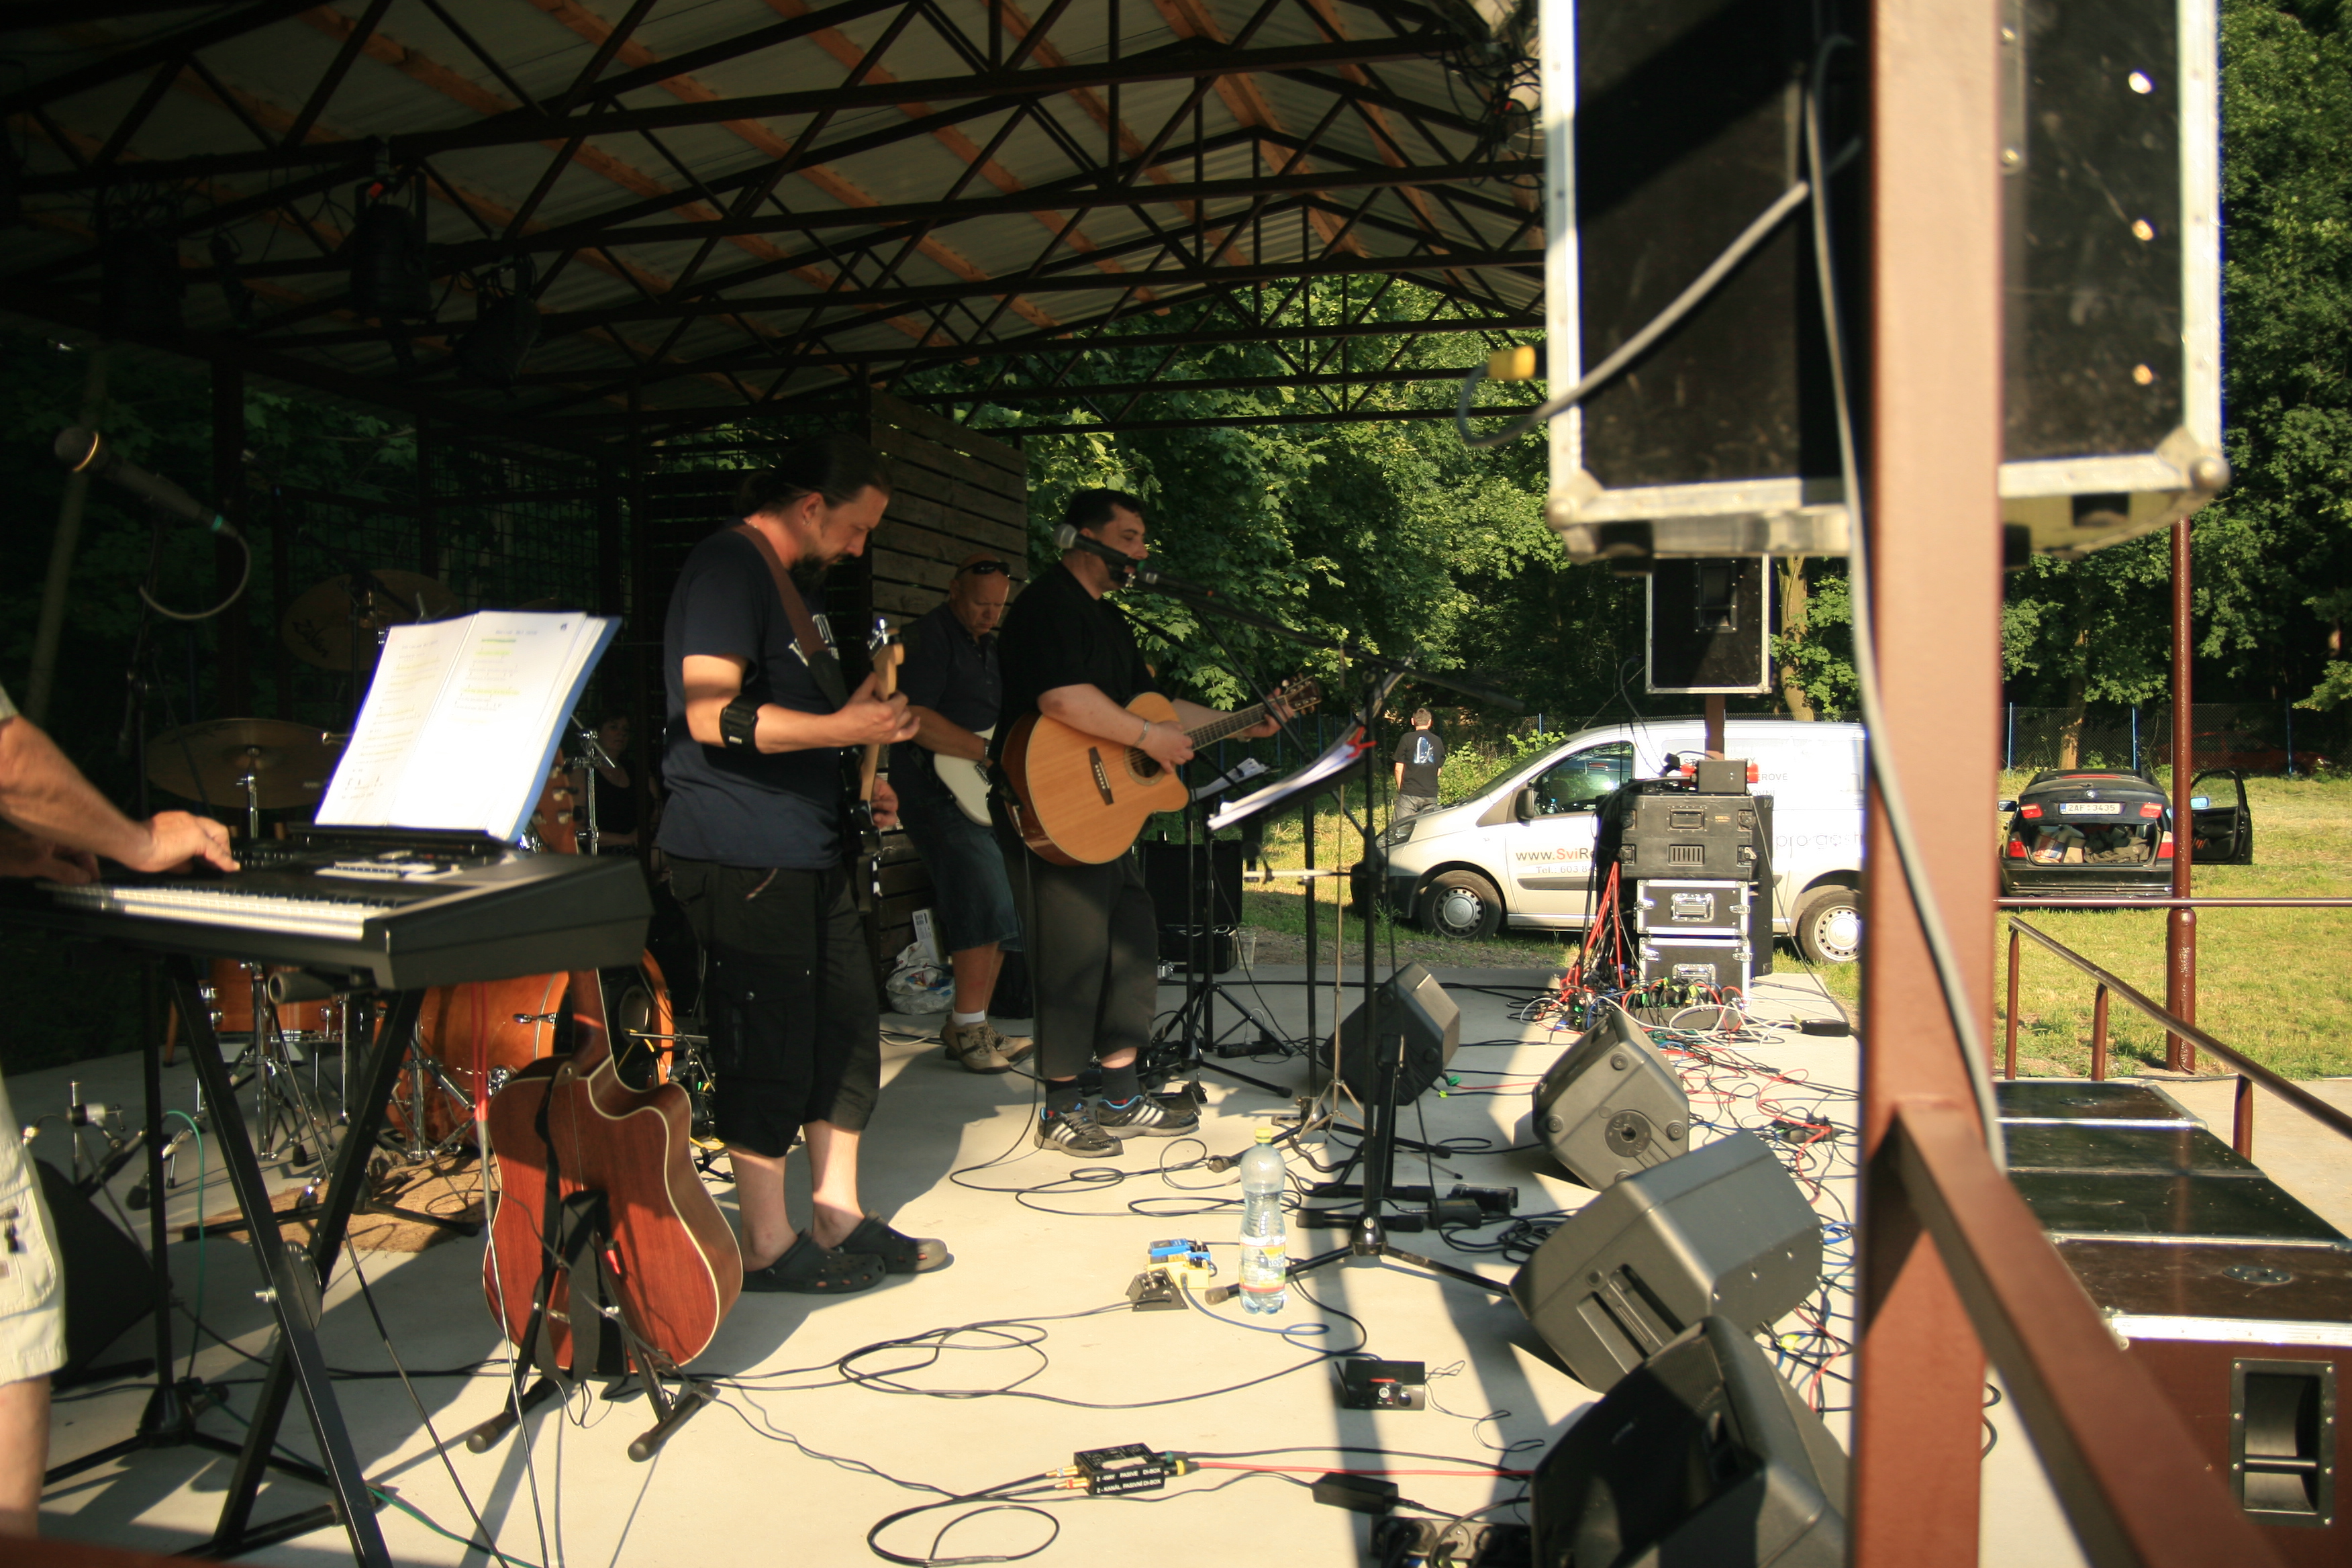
[1052,524,1224,599]
[54,428,230,532]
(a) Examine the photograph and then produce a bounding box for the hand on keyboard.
[126,811,240,876]
[0,823,100,885]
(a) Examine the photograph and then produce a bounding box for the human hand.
[0,824,101,884]
[1139,720,1195,768]
[838,674,920,747]
[871,777,901,831]
[125,811,239,875]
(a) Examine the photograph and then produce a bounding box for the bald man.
[891,554,1034,1074]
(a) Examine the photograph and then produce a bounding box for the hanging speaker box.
[1536,0,2227,565]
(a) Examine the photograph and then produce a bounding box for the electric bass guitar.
[938,727,995,826]
[998,678,1319,866]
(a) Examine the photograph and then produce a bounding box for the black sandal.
[741,1234,886,1294]
[836,1216,950,1275]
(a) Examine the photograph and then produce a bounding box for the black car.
[1998,768,2253,897]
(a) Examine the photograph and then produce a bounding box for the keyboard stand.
[163,953,421,1568]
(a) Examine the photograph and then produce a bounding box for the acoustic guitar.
[481,773,741,1375]
[999,677,1319,865]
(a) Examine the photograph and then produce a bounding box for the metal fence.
[2003,701,2339,775]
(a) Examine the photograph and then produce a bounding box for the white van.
[1369,718,1866,964]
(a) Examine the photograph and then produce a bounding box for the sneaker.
[1035,1101,1122,1158]
[942,1018,1031,1074]
[1093,1093,1201,1138]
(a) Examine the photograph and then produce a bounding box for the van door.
[1507,740,1634,921]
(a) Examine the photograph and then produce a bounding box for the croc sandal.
[836,1216,950,1275]
[740,1234,887,1294]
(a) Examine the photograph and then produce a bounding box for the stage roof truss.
[0,0,1540,436]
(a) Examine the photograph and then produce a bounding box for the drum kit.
[149,569,705,1214]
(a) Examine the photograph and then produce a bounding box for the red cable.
[1189,1463,1532,1478]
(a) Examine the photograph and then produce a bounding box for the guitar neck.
[1182,699,1275,750]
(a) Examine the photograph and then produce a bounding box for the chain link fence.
[2004,703,2341,775]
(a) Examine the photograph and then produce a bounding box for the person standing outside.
[660,435,947,1293]
[892,554,1034,1075]
[993,489,1279,1157]
[1392,707,1447,824]
[0,689,236,1535]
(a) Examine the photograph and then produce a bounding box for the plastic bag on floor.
[884,942,953,1014]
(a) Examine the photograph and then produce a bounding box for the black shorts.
[667,859,881,1159]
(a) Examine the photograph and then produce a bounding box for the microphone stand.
[1114,571,1518,1296]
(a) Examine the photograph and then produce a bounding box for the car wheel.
[1794,885,1861,965]
[1420,870,1503,940]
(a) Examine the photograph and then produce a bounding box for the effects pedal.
[1126,1269,1183,1311]
[1055,1444,1183,1496]
[1367,1518,1533,1567]
[1338,1359,1427,1410]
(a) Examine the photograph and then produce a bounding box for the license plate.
[2057,801,2123,816]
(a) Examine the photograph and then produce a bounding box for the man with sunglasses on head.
[891,553,1034,1074]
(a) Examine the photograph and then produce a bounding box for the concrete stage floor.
[18,961,2342,1566]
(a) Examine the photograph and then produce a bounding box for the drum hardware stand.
[1139,764,1289,1100]
[622,1026,724,1175]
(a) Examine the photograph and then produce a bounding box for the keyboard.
[15,831,651,991]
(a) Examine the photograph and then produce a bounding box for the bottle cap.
[1254,1127,1275,1144]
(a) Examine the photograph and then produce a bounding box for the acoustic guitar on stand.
[999,677,1318,865]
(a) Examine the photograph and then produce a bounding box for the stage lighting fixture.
[348,186,432,320]
[456,292,541,386]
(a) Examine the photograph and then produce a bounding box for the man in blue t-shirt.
[891,553,1032,1075]
[658,435,947,1295]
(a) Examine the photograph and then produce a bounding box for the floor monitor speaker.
[1320,962,1460,1106]
[1530,1006,1692,1188]
[36,1159,156,1386]
[1530,1316,1848,1568]
[1512,1131,1822,1392]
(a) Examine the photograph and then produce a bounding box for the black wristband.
[719,697,760,750]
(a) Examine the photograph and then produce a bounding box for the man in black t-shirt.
[893,553,1032,1074]
[992,489,1279,1157]
[1391,708,1447,823]
[659,436,946,1294]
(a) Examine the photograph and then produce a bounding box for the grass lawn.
[1813,771,2352,1079]
[1223,766,2352,1079]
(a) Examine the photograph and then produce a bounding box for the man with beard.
[659,435,946,1293]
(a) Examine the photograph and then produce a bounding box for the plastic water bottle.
[1237,1128,1288,1315]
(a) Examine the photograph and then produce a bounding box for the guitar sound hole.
[1133,752,1161,779]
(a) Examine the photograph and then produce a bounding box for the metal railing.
[2000,903,2352,1159]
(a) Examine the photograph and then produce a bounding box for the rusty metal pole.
[1850,2,2000,1563]
[2004,926,2020,1078]
[2234,1074,2254,1159]
[2167,514,2196,1071]
[2092,984,2110,1081]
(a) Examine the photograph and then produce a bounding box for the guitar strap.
[731,523,849,709]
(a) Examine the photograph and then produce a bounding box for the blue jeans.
[899,792,1022,953]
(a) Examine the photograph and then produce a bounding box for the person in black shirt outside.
[893,552,1033,1074]
[659,435,947,1293]
[1392,708,1447,824]
[993,489,1281,1157]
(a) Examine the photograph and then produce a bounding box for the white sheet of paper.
[1207,726,1370,832]
[320,611,615,839]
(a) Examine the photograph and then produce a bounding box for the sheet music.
[1207,726,1371,832]
[320,611,617,841]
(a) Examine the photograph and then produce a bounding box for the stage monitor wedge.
[1320,962,1460,1106]
[1530,1316,1848,1568]
[1512,1131,1823,1392]
[1538,0,2226,565]
[1531,1006,1692,1188]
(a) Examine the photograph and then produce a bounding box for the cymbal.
[147,718,342,810]
[282,570,458,671]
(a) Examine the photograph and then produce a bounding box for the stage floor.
[19,960,2343,1565]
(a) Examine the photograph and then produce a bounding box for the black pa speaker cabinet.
[1541,0,2225,566]
[1647,558,1771,694]
[35,1159,156,1387]
[1529,1316,1848,1568]
[1511,1132,1823,1393]
[1140,840,1244,974]
[1531,1008,1692,1188]
[1321,962,1461,1106]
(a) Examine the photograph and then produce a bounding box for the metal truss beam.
[0,0,324,116]
[891,364,1496,401]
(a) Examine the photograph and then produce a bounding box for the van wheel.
[1420,871,1503,940]
[1794,885,1862,965]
